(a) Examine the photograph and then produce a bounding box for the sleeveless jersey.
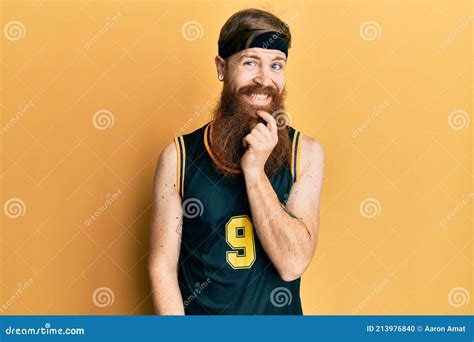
[174,121,302,315]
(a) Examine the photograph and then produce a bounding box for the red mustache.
[237,84,279,97]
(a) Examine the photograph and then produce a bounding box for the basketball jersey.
[174,121,302,315]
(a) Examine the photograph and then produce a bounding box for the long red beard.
[209,82,291,182]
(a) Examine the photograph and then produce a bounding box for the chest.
[183,153,293,228]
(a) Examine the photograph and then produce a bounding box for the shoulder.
[161,141,177,160]
[155,141,177,177]
[300,135,324,157]
[299,134,324,175]
[158,122,211,171]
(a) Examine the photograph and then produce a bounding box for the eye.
[243,60,257,66]
[272,63,283,70]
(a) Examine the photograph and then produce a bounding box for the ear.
[215,55,225,81]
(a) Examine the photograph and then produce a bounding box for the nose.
[254,67,273,88]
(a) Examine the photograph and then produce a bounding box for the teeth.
[249,93,269,101]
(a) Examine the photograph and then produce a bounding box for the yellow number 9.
[225,215,256,269]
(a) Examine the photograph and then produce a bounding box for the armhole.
[174,136,186,198]
[291,131,301,183]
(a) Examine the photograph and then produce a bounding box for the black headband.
[218,31,288,59]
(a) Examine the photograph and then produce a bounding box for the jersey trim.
[291,131,301,182]
[174,135,186,198]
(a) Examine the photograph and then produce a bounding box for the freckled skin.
[239,134,325,281]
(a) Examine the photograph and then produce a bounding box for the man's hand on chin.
[241,110,278,179]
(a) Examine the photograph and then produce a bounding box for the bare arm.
[148,142,185,315]
[244,136,324,281]
[242,111,324,282]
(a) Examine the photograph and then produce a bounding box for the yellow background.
[1,0,472,315]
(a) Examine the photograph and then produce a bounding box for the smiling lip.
[245,93,272,105]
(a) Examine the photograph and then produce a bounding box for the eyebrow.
[239,54,287,62]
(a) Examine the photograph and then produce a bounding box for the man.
[148,8,324,315]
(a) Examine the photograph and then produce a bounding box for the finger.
[256,110,277,134]
[250,129,266,143]
[254,122,270,134]
[254,123,274,140]
[243,134,259,148]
